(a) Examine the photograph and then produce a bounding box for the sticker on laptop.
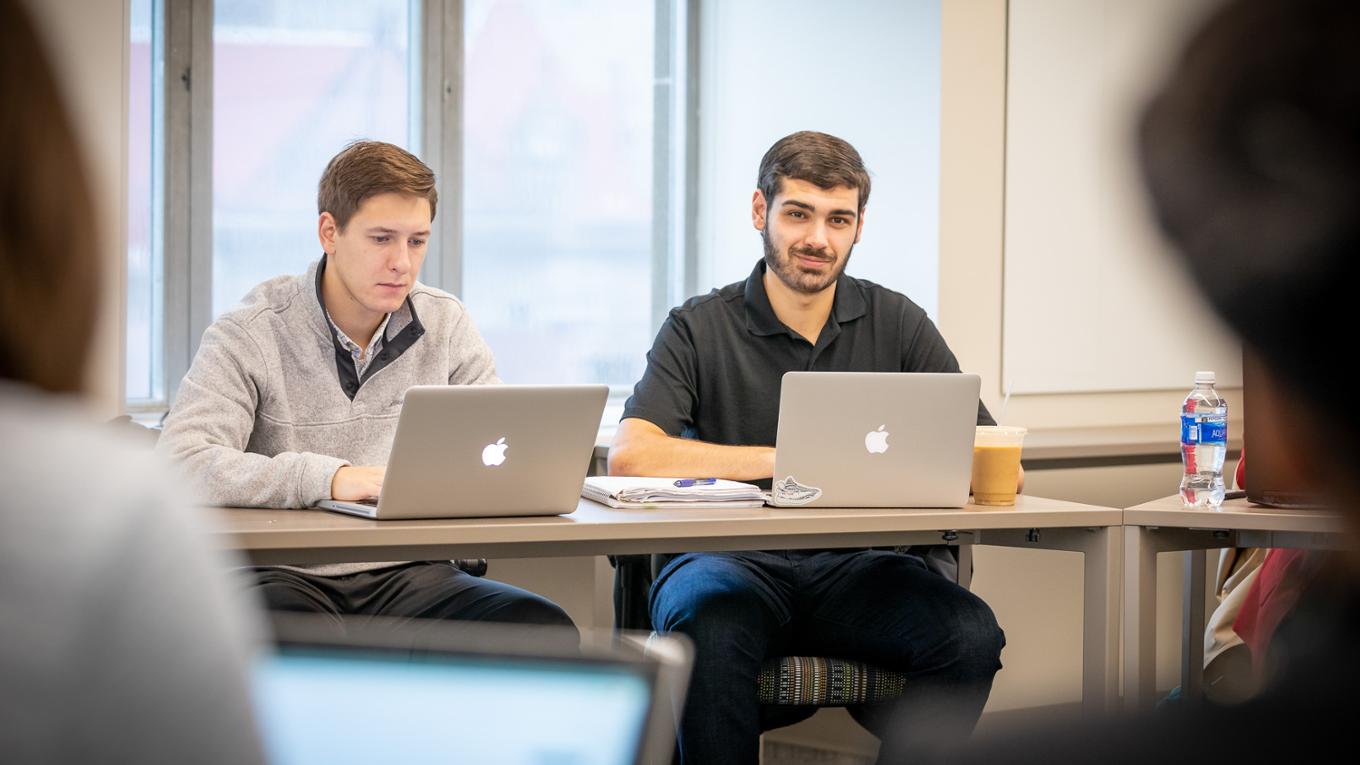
[772,476,822,506]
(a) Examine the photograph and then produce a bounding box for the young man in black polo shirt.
[610,131,1012,763]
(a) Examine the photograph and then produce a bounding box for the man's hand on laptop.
[331,465,386,501]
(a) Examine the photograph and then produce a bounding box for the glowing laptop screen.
[254,648,654,765]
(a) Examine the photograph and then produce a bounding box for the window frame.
[126,0,168,408]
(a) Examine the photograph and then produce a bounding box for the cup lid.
[976,425,1027,436]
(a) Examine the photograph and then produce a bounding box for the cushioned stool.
[757,656,908,706]
[618,552,932,710]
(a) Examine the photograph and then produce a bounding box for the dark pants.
[251,562,577,639]
[649,550,1005,764]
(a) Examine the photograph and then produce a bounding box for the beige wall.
[940,0,1239,432]
[25,0,129,415]
[1002,0,1236,397]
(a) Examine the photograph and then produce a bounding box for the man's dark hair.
[757,131,871,212]
[1139,0,1359,440]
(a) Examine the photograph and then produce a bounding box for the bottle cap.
[1195,370,1216,385]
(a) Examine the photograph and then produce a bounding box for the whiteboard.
[1002,0,1240,395]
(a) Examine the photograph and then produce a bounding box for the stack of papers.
[582,476,767,509]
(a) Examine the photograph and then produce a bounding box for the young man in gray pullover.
[159,140,573,632]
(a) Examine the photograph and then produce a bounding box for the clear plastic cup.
[972,426,1027,506]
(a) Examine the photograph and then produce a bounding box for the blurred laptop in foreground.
[257,616,691,765]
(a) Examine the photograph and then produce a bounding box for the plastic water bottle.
[1180,371,1227,507]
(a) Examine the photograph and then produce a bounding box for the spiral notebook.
[582,476,766,509]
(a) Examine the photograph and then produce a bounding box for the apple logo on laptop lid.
[482,437,508,467]
[864,425,890,454]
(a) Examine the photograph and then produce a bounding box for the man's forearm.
[609,433,774,481]
[166,440,348,508]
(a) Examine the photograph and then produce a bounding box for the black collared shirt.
[623,259,994,450]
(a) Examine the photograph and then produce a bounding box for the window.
[212,0,418,315]
[127,0,163,404]
[462,0,656,387]
[127,0,692,407]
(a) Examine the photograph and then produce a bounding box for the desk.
[216,495,1122,712]
[1121,495,1346,711]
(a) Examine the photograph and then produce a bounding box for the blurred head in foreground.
[1,2,264,761]
[0,0,100,395]
[1139,0,1360,513]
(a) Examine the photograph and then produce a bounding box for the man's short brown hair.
[317,140,437,230]
[757,131,872,212]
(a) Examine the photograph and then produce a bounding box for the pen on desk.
[674,478,717,487]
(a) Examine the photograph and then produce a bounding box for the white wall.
[697,0,942,314]
[1003,0,1235,396]
[25,0,129,415]
[940,0,1239,432]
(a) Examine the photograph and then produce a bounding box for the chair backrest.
[107,415,160,447]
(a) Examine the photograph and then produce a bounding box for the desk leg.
[1121,527,1237,712]
[975,526,1120,715]
[1181,549,1208,704]
[957,541,974,591]
[1081,526,1121,715]
[1123,526,1158,712]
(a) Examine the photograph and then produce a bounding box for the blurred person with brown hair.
[0,0,264,761]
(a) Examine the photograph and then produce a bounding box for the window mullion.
[441,0,464,298]
[652,0,700,334]
[161,0,191,403]
[162,0,213,404]
[186,0,214,381]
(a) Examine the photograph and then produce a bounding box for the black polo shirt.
[623,259,995,452]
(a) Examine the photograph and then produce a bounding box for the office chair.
[612,550,970,709]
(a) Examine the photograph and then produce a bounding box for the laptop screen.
[254,647,655,765]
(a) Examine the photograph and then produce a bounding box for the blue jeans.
[650,549,1005,764]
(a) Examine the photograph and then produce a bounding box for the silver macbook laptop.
[772,372,981,508]
[256,615,692,765]
[317,384,608,519]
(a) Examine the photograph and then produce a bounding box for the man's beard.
[762,228,852,295]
